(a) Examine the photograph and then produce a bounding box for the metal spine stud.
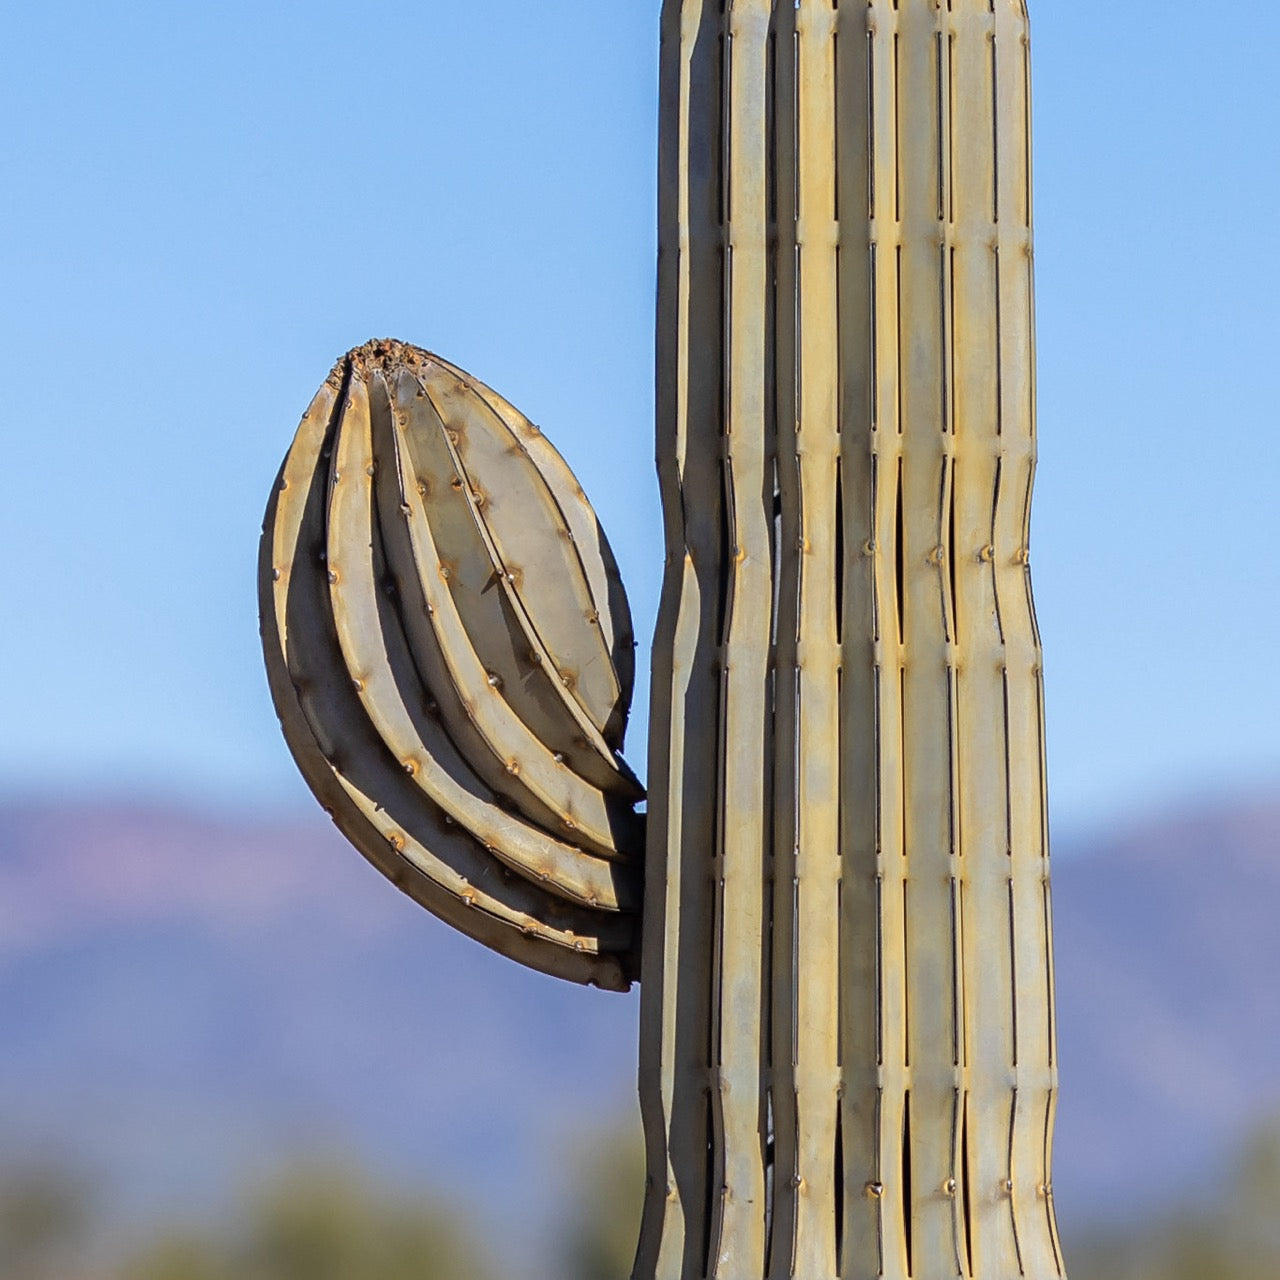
[637,1,1065,1276]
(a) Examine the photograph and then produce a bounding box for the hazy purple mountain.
[1050,791,1280,1223]
[0,800,640,1269]
[1,788,1277,1260]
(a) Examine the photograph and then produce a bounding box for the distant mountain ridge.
[1,788,1277,1260]
[1050,789,1280,1219]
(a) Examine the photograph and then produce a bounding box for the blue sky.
[1,1,1276,834]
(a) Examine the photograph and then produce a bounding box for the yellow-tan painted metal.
[636,1,1064,1276]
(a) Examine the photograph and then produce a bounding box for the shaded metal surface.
[259,342,643,990]
[637,1,1064,1275]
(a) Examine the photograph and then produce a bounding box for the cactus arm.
[321,369,638,915]
[258,377,631,990]
[377,372,637,862]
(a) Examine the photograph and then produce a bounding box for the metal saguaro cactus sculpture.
[260,2,1066,1277]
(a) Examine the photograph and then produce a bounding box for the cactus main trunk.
[637,2,1065,1276]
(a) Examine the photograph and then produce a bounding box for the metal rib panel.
[417,361,634,760]
[637,2,730,1276]
[428,352,639,729]
[834,5,889,1275]
[791,4,843,1276]
[712,3,774,1273]
[767,0,802,1270]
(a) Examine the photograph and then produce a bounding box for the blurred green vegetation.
[0,1165,92,1280]
[2,1117,1277,1279]
[556,1121,645,1280]
[555,1121,1280,1280]
[0,1165,495,1280]
[124,1167,496,1280]
[554,1117,1280,1280]
[1068,1119,1280,1280]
